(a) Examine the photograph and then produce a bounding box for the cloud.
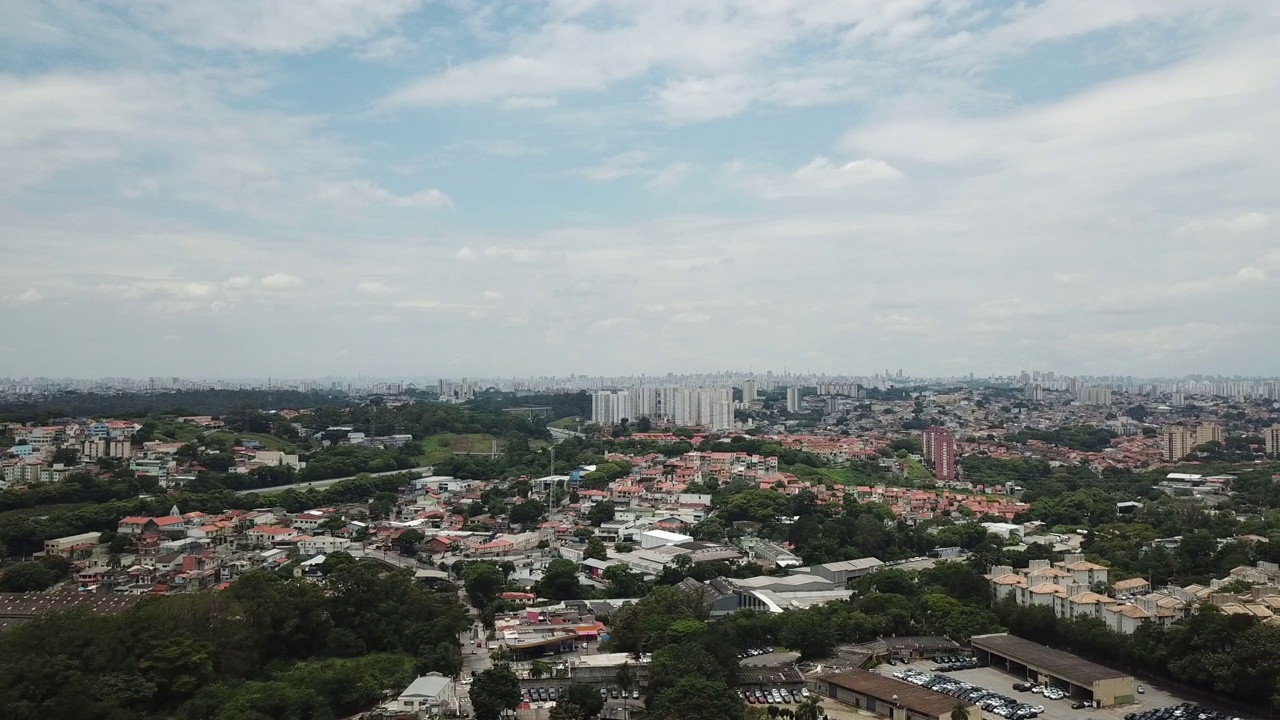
[670,313,710,324]
[225,276,251,289]
[114,0,430,53]
[1236,266,1267,282]
[318,180,453,210]
[6,288,44,306]
[456,247,477,262]
[645,162,691,191]
[260,273,303,290]
[744,157,903,199]
[571,151,653,182]
[482,246,540,263]
[1174,212,1271,236]
[355,281,396,295]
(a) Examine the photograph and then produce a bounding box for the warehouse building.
[970,633,1136,706]
[815,670,980,720]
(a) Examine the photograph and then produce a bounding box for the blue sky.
[2,1,1278,379]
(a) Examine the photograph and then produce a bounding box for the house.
[248,526,300,547]
[295,535,352,556]
[397,673,456,716]
[44,531,102,557]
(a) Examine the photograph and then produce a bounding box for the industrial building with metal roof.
[970,633,1136,706]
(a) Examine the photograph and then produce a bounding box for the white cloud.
[318,180,453,210]
[645,162,691,191]
[114,0,430,53]
[6,288,44,305]
[483,246,540,263]
[571,151,653,182]
[670,313,710,324]
[456,247,477,262]
[1174,212,1271,236]
[1236,266,1267,282]
[225,276,251,289]
[744,157,903,199]
[356,281,396,295]
[260,273,303,290]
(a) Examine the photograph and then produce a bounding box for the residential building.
[1264,424,1280,457]
[741,380,758,403]
[1160,426,1194,462]
[786,387,802,413]
[1077,386,1112,406]
[921,426,956,480]
[591,390,633,426]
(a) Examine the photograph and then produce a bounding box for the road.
[234,466,433,495]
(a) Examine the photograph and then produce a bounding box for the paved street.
[234,466,433,495]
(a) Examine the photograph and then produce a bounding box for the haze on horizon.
[2,1,1278,379]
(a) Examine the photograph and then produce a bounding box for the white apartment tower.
[591,390,633,426]
[741,380,759,404]
[786,387,802,413]
[1266,425,1280,457]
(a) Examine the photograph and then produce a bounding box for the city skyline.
[3,2,1279,378]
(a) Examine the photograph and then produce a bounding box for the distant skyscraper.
[1025,383,1043,402]
[741,380,759,403]
[922,426,956,481]
[786,387,802,413]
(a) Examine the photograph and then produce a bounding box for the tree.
[464,563,507,608]
[470,665,522,720]
[951,703,971,720]
[584,537,608,561]
[635,416,653,433]
[603,564,646,598]
[530,659,550,680]
[614,542,634,553]
[617,662,636,719]
[564,682,605,718]
[550,701,586,720]
[51,447,79,465]
[534,559,586,601]
[510,499,547,526]
[795,696,823,720]
[394,529,425,556]
[320,551,357,576]
[0,561,60,592]
[588,501,616,527]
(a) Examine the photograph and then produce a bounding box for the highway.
[234,466,433,495]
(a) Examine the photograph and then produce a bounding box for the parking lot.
[876,660,1194,720]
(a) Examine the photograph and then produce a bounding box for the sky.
[2,0,1279,380]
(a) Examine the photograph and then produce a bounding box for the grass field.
[548,416,582,430]
[206,431,289,451]
[419,433,501,464]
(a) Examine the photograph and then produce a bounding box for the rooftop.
[819,670,964,717]
[970,633,1131,685]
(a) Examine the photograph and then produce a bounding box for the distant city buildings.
[922,426,956,481]
[1076,385,1112,406]
[1160,422,1225,461]
[786,387,802,413]
[741,380,758,404]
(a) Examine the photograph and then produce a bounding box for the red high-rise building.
[922,426,956,481]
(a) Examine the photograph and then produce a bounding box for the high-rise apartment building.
[591,390,633,426]
[1265,425,1280,457]
[922,426,956,481]
[786,387,802,413]
[1193,422,1223,447]
[1025,383,1043,402]
[1160,426,1194,462]
[658,386,732,430]
[1076,386,1112,406]
[741,380,758,404]
[630,387,659,418]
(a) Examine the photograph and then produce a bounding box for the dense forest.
[1006,424,1118,452]
[0,389,353,422]
[0,561,469,720]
